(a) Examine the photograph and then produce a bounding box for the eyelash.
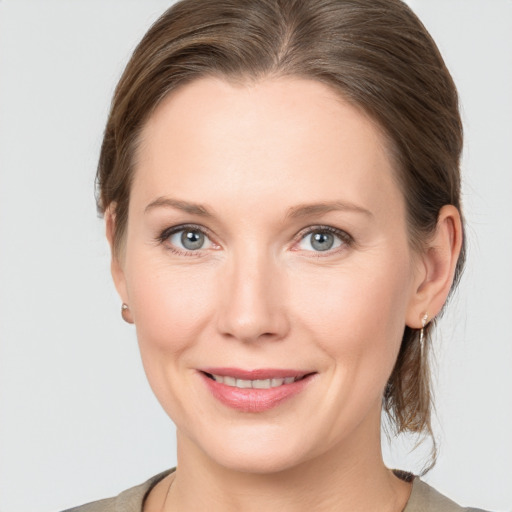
[156,224,354,257]
[294,225,354,257]
[156,223,216,257]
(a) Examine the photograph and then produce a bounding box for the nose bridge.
[216,243,289,343]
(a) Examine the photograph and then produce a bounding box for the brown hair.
[97,0,464,470]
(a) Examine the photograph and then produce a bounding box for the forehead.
[132,76,404,219]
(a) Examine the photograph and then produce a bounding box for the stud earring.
[419,313,428,356]
[121,303,134,324]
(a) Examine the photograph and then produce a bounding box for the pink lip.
[198,368,316,413]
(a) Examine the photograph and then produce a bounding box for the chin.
[186,422,322,475]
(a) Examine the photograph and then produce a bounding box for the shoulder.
[60,469,174,512]
[60,496,115,512]
[406,478,490,512]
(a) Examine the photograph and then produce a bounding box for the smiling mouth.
[199,369,316,412]
[203,372,309,389]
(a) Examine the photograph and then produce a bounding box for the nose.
[216,250,290,343]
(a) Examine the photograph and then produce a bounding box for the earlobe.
[105,208,130,307]
[406,205,463,328]
[121,303,134,324]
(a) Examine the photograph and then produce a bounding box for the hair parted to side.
[97,0,465,472]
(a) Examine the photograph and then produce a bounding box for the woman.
[65,0,484,510]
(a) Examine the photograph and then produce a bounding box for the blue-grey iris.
[311,231,334,251]
[181,230,204,250]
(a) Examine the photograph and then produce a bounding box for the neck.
[163,410,411,512]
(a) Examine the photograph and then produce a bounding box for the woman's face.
[113,76,423,472]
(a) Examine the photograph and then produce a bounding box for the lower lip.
[200,373,315,412]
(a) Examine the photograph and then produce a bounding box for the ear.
[406,205,463,328]
[105,207,130,308]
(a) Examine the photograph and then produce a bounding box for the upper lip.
[199,367,314,380]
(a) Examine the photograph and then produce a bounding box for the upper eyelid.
[159,223,213,239]
[294,225,353,242]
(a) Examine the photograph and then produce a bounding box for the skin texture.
[107,77,462,512]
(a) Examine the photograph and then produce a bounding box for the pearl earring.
[121,303,134,324]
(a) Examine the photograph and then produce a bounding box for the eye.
[171,229,207,250]
[159,225,216,254]
[296,227,350,253]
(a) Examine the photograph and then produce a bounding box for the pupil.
[181,230,204,250]
[311,232,334,251]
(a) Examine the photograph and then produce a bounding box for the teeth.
[210,374,301,388]
[236,378,252,389]
[252,379,271,389]
[224,376,236,386]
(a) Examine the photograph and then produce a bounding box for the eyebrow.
[144,197,212,216]
[144,196,372,219]
[286,201,373,219]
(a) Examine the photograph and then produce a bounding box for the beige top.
[61,469,488,512]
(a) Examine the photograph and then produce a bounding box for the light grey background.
[0,1,511,511]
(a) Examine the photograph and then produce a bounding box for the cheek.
[291,255,412,377]
[123,250,220,419]
[125,250,217,356]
